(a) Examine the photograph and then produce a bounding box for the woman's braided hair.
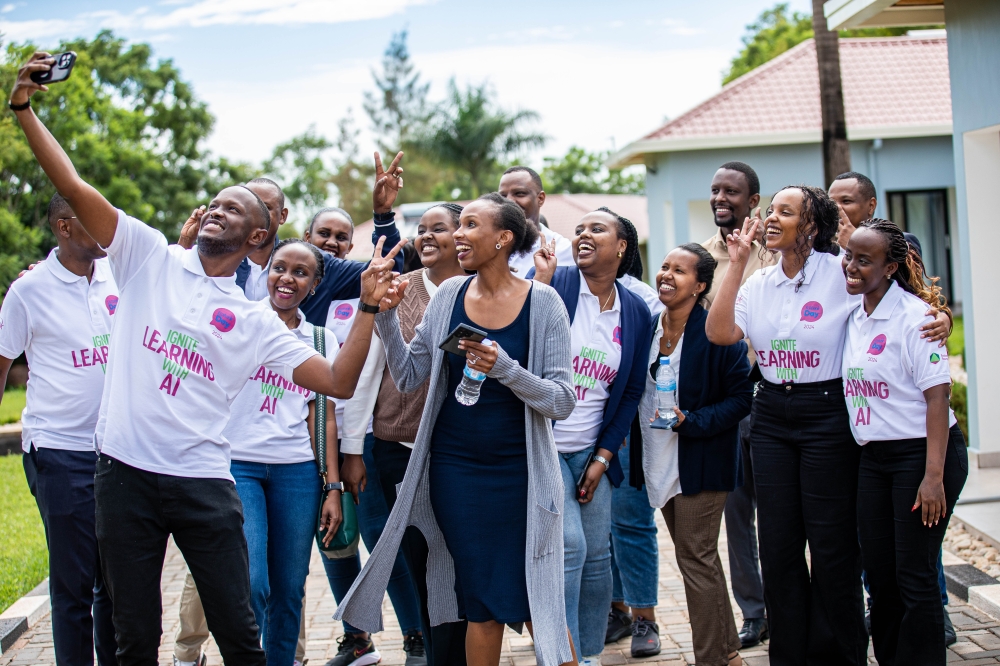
[859,218,951,316]
[273,238,326,282]
[432,202,464,226]
[594,207,639,279]
[771,185,840,290]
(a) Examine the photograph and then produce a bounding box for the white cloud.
[200,42,731,168]
[1,4,16,14]
[0,0,432,41]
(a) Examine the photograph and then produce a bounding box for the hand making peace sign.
[373,151,405,215]
[726,206,761,267]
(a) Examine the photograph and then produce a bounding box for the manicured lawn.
[0,453,46,611]
[1,387,26,425]
[948,316,964,360]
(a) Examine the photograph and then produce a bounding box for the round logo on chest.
[867,333,887,355]
[333,303,354,321]
[210,308,237,333]
[800,301,823,323]
[105,295,119,315]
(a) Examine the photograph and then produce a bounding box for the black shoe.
[324,634,381,666]
[403,631,426,666]
[605,607,633,643]
[738,617,769,649]
[944,610,957,646]
[631,616,661,658]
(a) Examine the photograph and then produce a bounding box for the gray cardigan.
[333,276,576,666]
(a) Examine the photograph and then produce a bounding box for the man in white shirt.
[499,166,575,276]
[0,194,118,666]
[10,52,402,666]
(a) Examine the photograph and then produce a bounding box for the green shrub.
[952,382,969,442]
[0,454,47,611]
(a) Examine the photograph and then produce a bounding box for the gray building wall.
[944,0,1000,455]
[643,135,956,296]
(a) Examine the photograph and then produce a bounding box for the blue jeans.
[610,436,659,609]
[323,433,422,635]
[560,448,613,658]
[231,459,321,666]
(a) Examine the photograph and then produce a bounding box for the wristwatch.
[324,482,344,492]
[593,454,611,471]
[358,301,380,314]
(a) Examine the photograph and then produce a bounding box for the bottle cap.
[660,357,670,364]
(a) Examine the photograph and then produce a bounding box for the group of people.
[0,51,967,666]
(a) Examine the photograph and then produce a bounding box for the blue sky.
[2,0,814,167]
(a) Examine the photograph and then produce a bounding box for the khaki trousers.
[174,570,308,663]
[661,490,742,666]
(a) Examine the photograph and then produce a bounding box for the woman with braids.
[843,219,966,666]
[224,239,343,666]
[634,243,752,666]
[335,193,577,666]
[341,202,470,665]
[530,208,653,662]
[705,186,951,665]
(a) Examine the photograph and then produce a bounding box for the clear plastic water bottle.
[652,357,678,429]
[455,339,490,406]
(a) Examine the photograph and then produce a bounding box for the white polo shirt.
[95,210,319,480]
[553,271,623,453]
[242,256,272,302]
[735,250,859,384]
[226,312,339,464]
[842,282,956,444]
[509,223,574,278]
[0,249,118,452]
[326,298,373,437]
[619,274,664,316]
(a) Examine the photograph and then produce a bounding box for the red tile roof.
[611,35,951,165]
[346,193,649,260]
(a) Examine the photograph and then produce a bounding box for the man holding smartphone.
[9,52,404,666]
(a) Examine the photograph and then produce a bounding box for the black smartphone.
[30,52,77,85]
[438,323,487,357]
[576,451,597,496]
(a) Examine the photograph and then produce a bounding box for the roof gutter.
[606,123,952,169]
[824,0,945,30]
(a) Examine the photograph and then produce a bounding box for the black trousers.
[859,425,968,666]
[372,436,468,666]
[23,447,117,666]
[94,454,265,666]
[751,380,868,666]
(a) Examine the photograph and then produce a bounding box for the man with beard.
[9,52,403,666]
[701,162,775,649]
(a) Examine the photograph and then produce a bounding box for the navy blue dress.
[430,278,532,623]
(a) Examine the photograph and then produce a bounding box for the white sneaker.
[580,657,602,666]
[173,655,206,666]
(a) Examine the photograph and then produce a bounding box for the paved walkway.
[3,512,1000,665]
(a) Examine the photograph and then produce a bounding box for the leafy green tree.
[722,3,925,84]
[0,31,253,294]
[415,80,546,198]
[262,125,333,226]
[328,110,374,226]
[542,146,645,195]
[363,30,447,204]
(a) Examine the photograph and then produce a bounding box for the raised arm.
[10,53,118,247]
[705,215,758,346]
[294,236,405,396]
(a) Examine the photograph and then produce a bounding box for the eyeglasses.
[58,216,78,221]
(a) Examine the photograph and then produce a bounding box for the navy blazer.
[539,266,653,488]
[632,304,752,494]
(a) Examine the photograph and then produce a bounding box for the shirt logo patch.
[800,301,823,323]
[210,308,236,333]
[333,303,354,320]
[612,326,622,346]
[930,352,941,364]
[867,334,887,355]
[105,295,119,315]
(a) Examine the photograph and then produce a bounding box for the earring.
[496,242,502,250]
[310,289,316,295]
[617,251,623,258]
[808,234,813,240]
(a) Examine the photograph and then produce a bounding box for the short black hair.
[239,185,271,230]
[477,192,538,257]
[594,207,640,280]
[273,238,325,283]
[718,161,760,196]
[247,177,286,211]
[431,202,463,227]
[47,193,73,227]
[833,171,876,201]
[676,242,718,305]
[308,207,354,234]
[502,165,543,192]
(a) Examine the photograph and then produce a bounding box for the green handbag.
[313,324,360,559]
